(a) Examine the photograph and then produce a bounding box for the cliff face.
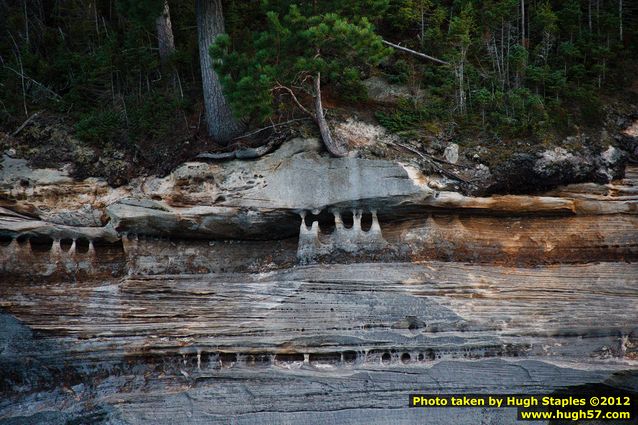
[1,137,637,424]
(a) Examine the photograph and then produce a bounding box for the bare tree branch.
[382,39,449,65]
[232,117,311,141]
[273,82,314,118]
[387,140,469,183]
[11,111,40,137]
[2,64,62,101]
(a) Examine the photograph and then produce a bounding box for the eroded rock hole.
[401,353,411,364]
[309,352,341,365]
[343,351,357,364]
[303,210,336,234]
[341,211,354,229]
[180,353,198,368]
[252,354,271,367]
[361,212,373,231]
[0,235,12,247]
[275,353,304,363]
[16,235,28,245]
[304,213,318,227]
[60,238,73,252]
[75,238,90,254]
[417,353,425,361]
[219,353,236,366]
[29,235,54,253]
[381,352,391,365]
[199,351,214,366]
[93,239,125,255]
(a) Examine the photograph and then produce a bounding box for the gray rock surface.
[443,143,459,164]
[1,262,637,424]
[362,76,424,104]
[488,144,628,194]
[1,141,637,424]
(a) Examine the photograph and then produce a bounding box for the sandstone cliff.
[1,135,637,424]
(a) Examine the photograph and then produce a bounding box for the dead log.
[382,39,449,65]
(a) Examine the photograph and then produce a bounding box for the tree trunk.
[457,54,466,114]
[314,72,347,157]
[619,0,623,41]
[596,0,600,35]
[521,0,525,47]
[381,39,448,65]
[196,0,245,144]
[156,0,175,66]
[420,3,425,44]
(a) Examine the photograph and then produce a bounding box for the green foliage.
[128,93,186,141]
[75,92,186,149]
[116,0,165,27]
[0,0,198,125]
[384,59,411,84]
[569,86,603,126]
[1,0,636,153]
[448,3,474,49]
[75,110,126,147]
[212,1,392,122]
[377,0,634,139]
[376,97,446,132]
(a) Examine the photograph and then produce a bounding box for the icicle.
[88,240,97,260]
[370,210,382,235]
[297,208,386,261]
[352,209,362,231]
[333,209,343,230]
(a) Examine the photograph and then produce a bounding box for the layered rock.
[1,137,637,424]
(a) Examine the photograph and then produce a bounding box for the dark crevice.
[303,210,336,234]
[29,236,54,253]
[341,211,354,229]
[76,238,90,254]
[219,353,236,366]
[343,351,357,363]
[245,354,271,367]
[309,352,341,364]
[275,353,304,363]
[361,212,373,231]
[93,239,125,255]
[0,235,12,246]
[60,238,73,252]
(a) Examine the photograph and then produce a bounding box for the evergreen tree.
[211,1,391,155]
[117,0,176,72]
[1,0,636,150]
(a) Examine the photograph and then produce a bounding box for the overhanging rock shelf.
[1,138,637,424]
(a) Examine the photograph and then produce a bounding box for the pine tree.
[211,1,391,156]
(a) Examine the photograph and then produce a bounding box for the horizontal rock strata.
[1,263,637,423]
[1,140,637,424]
